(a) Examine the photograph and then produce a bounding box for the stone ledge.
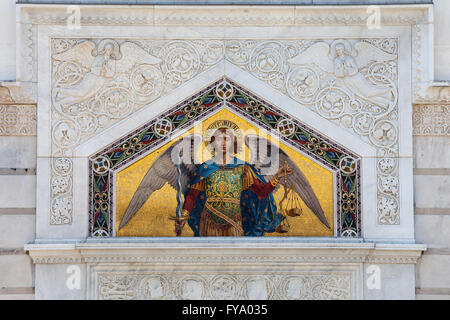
[415,287,450,295]
[25,241,426,264]
[0,104,37,136]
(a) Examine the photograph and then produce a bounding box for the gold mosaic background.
[116,109,334,237]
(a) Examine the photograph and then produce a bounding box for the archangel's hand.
[175,220,186,236]
[276,162,294,179]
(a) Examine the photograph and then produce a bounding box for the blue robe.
[185,157,285,236]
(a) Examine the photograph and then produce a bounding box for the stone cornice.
[25,241,426,265]
[14,4,434,103]
[18,4,432,26]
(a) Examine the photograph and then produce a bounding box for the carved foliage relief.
[50,38,399,226]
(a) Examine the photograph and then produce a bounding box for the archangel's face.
[211,129,234,155]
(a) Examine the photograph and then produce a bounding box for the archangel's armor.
[182,162,280,236]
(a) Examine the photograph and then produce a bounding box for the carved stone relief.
[93,271,355,300]
[50,38,399,226]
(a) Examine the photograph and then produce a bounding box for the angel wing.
[288,42,334,74]
[245,134,330,229]
[115,42,162,74]
[52,41,96,69]
[353,41,397,68]
[118,134,202,230]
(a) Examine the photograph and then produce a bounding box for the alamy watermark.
[366,6,382,30]
[366,264,381,290]
[66,265,81,290]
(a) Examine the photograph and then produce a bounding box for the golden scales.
[275,161,303,233]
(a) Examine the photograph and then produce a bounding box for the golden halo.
[204,120,243,151]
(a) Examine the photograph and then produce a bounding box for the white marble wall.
[0,1,449,300]
[413,123,450,299]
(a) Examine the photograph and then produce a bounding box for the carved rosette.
[50,38,400,226]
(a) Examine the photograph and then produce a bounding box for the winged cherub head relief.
[119,120,330,236]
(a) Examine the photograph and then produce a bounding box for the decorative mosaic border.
[88,78,361,237]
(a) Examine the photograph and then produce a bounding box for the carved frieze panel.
[413,104,450,135]
[18,4,432,103]
[91,270,356,300]
[0,105,37,136]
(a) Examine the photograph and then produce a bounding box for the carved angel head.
[330,39,353,58]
